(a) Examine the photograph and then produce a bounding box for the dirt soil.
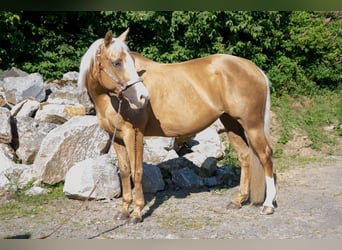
[1,151,341,239]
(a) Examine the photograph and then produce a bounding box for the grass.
[273,153,324,172]
[272,90,341,150]
[0,182,65,219]
[270,90,341,171]
[221,143,239,167]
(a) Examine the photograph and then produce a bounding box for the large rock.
[157,152,217,179]
[212,119,226,133]
[183,152,218,177]
[0,143,16,161]
[187,125,224,159]
[157,157,194,178]
[14,117,57,164]
[2,73,46,105]
[35,103,86,124]
[0,91,7,107]
[0,107,12,144]
[10,99,40,118]
[62,71,79,82]
[0,67,28,80]
[45,84,94,114]
[34,115,111,184]
[0,150,18,189]
[171,167,204,189]
[63,154,121,200]
[215,165,241,187]
[142,163,165,193]
[0,150,37,190]
[143,137,175,164]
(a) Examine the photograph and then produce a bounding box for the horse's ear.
[118,28,130,42]
[104,30,113,47]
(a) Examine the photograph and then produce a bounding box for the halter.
[96,43,143,97]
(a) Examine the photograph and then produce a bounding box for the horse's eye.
[113,59,122,68]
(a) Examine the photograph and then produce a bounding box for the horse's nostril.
[140,94,149,103]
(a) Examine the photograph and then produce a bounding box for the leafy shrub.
[268,11,341,96]
[0,11,340,96]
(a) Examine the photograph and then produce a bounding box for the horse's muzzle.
[124,81,149,109]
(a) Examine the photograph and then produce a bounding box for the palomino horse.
[78,29,277,224]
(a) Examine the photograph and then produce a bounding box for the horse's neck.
[131,52,159,69]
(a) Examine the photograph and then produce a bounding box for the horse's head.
[96,29,149,109]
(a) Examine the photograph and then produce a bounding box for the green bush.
[268,11,341,96]
[0,11,340,96]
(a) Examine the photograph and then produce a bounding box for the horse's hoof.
[128,216,142,225]
[226,202,241,210]
[115,211,129,221]
[260,206,274,215]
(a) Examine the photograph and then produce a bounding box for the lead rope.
[38,98,123,239]
[111,98,123,145]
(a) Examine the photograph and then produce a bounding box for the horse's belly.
[146,107,220,137]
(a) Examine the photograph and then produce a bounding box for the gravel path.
[1,155,341,239]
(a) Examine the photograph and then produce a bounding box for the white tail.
[249,69,271,204]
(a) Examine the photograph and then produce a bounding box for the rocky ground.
[1,153,341,239]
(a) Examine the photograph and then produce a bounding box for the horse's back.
[135,53,267,137]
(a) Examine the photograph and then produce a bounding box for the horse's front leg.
[125,128,145,224]
[113,141,132,220]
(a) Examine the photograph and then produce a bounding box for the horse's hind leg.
[220,114,251,209]
[245,126,276,215]
[113,141,132,220]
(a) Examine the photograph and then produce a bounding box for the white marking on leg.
[263,176,276,207]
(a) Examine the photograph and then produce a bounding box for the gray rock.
[171,167,204,189]
[0,107,12,144]
[142,163,165,193]
[49,88,93,108]
[15,117,57,164]
[2,73,46,105]
[163,149,179,161]
[212,119,226,133]
[0,150,38,190]
[0,150,16,189]
[203,176,218,187]
[0,91,9,107]
[157,157,194,178]
[62,71,79,82]
[0,143,16,161]
[45,85,94,114]
[187,125,224,159]
[143,137,175,164]
[34,115,111,184]
[0,67,28,80]
[183,153,218,177]
[25,186,47,196]
[35,103,86,124]
[10,99,40,118]
[215,165,240,187]
[63,154,121,200]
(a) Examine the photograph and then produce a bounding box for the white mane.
[77,38,103,91]
[77,37,130,91]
